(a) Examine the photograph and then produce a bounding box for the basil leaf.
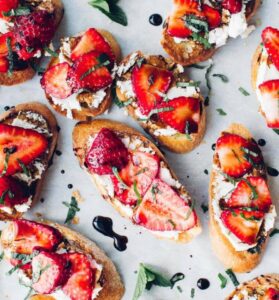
[191,288,195,298]
[273,129,279,135]
[143,265,171,287]
[218,273,227,289]
[238,87,250,96]
[270,228,279,237]
[188,64,207,69]
[216,108,227,116]
[63,196,80,224]
[6,37,14,77]
[112,167,129,189]
[212,73,229,83]
[133,181,142,206]
[225,269,239,286]
[132,264,147,300]
[3,6,30,17]
[0,251,4,262]
[44,46,58,57]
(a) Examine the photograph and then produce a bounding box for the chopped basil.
[218,273,228,289]
[242,178,258,200]
[270,228,279,237]
[7,252,38,276]
[204,62,213,106]
[138,106,174,121]
[216,108,227,116]
[112,167,129,189]
[225,269,239,286]
[0,189,14,204]
[184,15,209,34]
[201,203,208,213]
[238,87,250,96]
[212,73,229,83]
[191,32,212,49]
[151,183,159,202]
[217,170,237,185]
[188,64,207,69]
[273,129,279,135]
[176,81,200,88]
[32,263,51,283]
[156,91,169,102]
[240,212,261,221]
[241,147,258,158]
[191,288,195,298]
[23,288,33,300]
[185,121,192,141]
[3,6,30,17]
[43,46,58,57]
[167,219,176,229]
[177,285,183,293]
[0,251,4,262]
[6,37,14,77]
[114,96,133,108]
[17,159,30,177]
[2,146,17,176]
[63,196,80,224]
[135,167,149,176]
[185,199,195,220]
[133,181,142,206]
[80,54,110,80]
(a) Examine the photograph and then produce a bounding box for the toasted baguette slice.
[161,0,260,66]
[0,0,64,86]
[115,51,206,153]
[226,274,279,300]
[73,119,202,243]
[251,44,263,91]
[0,102,58,220]
[44,29,121,121]
[0,219,124,300]
[209,123,275,273]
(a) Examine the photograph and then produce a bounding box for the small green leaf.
[191,288,195,298]
[17,159,30,177]
[188,64,207,69]
[273,129,279,135]
[112,167,129,189]
[0,251,4,262]
[225,269,239,287]
[133,181,142,206]
[212,73,229,83]
[238,87,250,96]
[3,6,30,17]
[218,273,228,289]
[63,196,80,224]
[270,228,279,237]
[216,108,227,116]
[44,46,58,57]
[132,264,147,300]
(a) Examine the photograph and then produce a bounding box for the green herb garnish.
[6,37,14,77]
[43,46,58,57]
[112,167,129,189]
[225,269,239,286]
[185,121,192,141]
[213,73,229,83]
[185,199,195,220]
[7,252,38,276]
[204,62,213,106]
[218,273,228,289]
[17,159,30,177]
[270,228,279,237]
[176,81,201,88]
[0,189,14,204]
[3,6,30,17]
[2,146,17,176]
[191,32,212,49]
[0,251,4,262]
[188,64,207,69]
[80,54,110,80]
[191,288,195,298]
[63,196,80,224]
[167,219,176,229]
[133,181,142,206]
[216,108,227,116]
[273,129,279,135]
[138,106,174,122]
[238,87,250,96]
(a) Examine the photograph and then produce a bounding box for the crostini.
[226,274,279,300]
[251,26,279,131]
[161,0,260,66]
[209,123,276,272]
[41,28,121,120]
[0,219,124,300]
[115,51,206,153]
[73,119,201,242]
[0,102,58,220]
[0,0,64,86]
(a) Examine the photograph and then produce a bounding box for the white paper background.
[0,0,278,299]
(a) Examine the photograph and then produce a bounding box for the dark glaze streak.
[93,216,128,251]
[197,278,210,290]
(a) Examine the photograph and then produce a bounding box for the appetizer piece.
[115,51,206,153]
[252,26,279,131]
[73,119,201,242]
[0,102,58,220]
[41,28,121,120]
[0,219,124,300]
[209,123,276,272]
[226,274,279,300]
[0,0,64,85]
[161,0,260,66]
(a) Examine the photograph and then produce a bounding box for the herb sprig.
[63,196,80,224]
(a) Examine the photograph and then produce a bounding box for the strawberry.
[0,124,48,176]
[221,209,264,244]
[157,96,200,133]
[227,177,272,212]
[0,56,8,72]
[62,253,95,300]
[32,251,69,294]
[67,51,113,92]
[9,257,31,271]
[264,288,279,300]
[262,27,279,71]
[203,4,221,29]
[0,176,29,207]
[221,0,242,14]
[0,0,19,19]
[41,62,73,99]
[134,179,197,231]
[0,32,15,57]
[85,128,129,175]
[71,28,115,63]
[112,151,159,206]
[258,80,279,129]
[216,133,253,178]
[132,64,173,115]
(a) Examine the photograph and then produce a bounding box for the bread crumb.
[72,190,84,203]
[72,216,80,225]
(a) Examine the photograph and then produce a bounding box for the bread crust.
[0,0,64,86]
[251,44,263,91]
[45,29,121,121]
[0,102,58,221]
[209,123,270,273]
[72,119,202,243]
[161,0,261,66]
[226,274,279,300]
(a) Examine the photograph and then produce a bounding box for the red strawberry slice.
[216,133,253,178]
[132,64,173,115]
[221,0,242,14]
[71,28,115,63]
[32,251,69,294]
[0,176,29,207]
[0,219,62,254]
[262,27,279,71]
[67,51,113,92]
[134,179,197,231]
[258,80,279,129]
[112,151,159,206]
[157,96,200,133]
[0,32,15,57]
[62,253,95,300]
[41,62,73,99]
[203,4,221,29]
[221,209,264,245]
[85,128,129,175]
[10,257,31,271]
[0,56,8,72]
[0,124,48,176]
[16,47,39,61]
[264,288,279,300]
[0,0,18,19]
[227,176,272,212]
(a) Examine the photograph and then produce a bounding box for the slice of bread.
[0,102,58,220]
[72,119,202,243]
[44,29,121,121]
[115,51,206,153]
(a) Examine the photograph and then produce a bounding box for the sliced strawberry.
[258,80,279,129]
[16,46,39,61]
[264,288,279,300]
[216,133,252,178]
[1,219,62,254]
[132,64,173,115]
[0,0,19,19]
[41,62,73,99]
[0,176,29,207]
[112,151,159,206]
[32,251,69,294]
[10,257,31,271]
[85,128,129,175]
[62,253,95,300]
[0,56,8,72]
[71,28,115,63]
[227,176,272,212]
[221,209,264,245]
[157,96,200,133]
[262,27,279,71]
[67,51,112,92]
[0,32,15,57]
[134,179,197,231]
[203,4,221,29]
[0,124,48,176]
[221,0,242,14]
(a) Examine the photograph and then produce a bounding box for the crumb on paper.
[34,212,43,219]
[72,190,84,203]
[72,216,80,225]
